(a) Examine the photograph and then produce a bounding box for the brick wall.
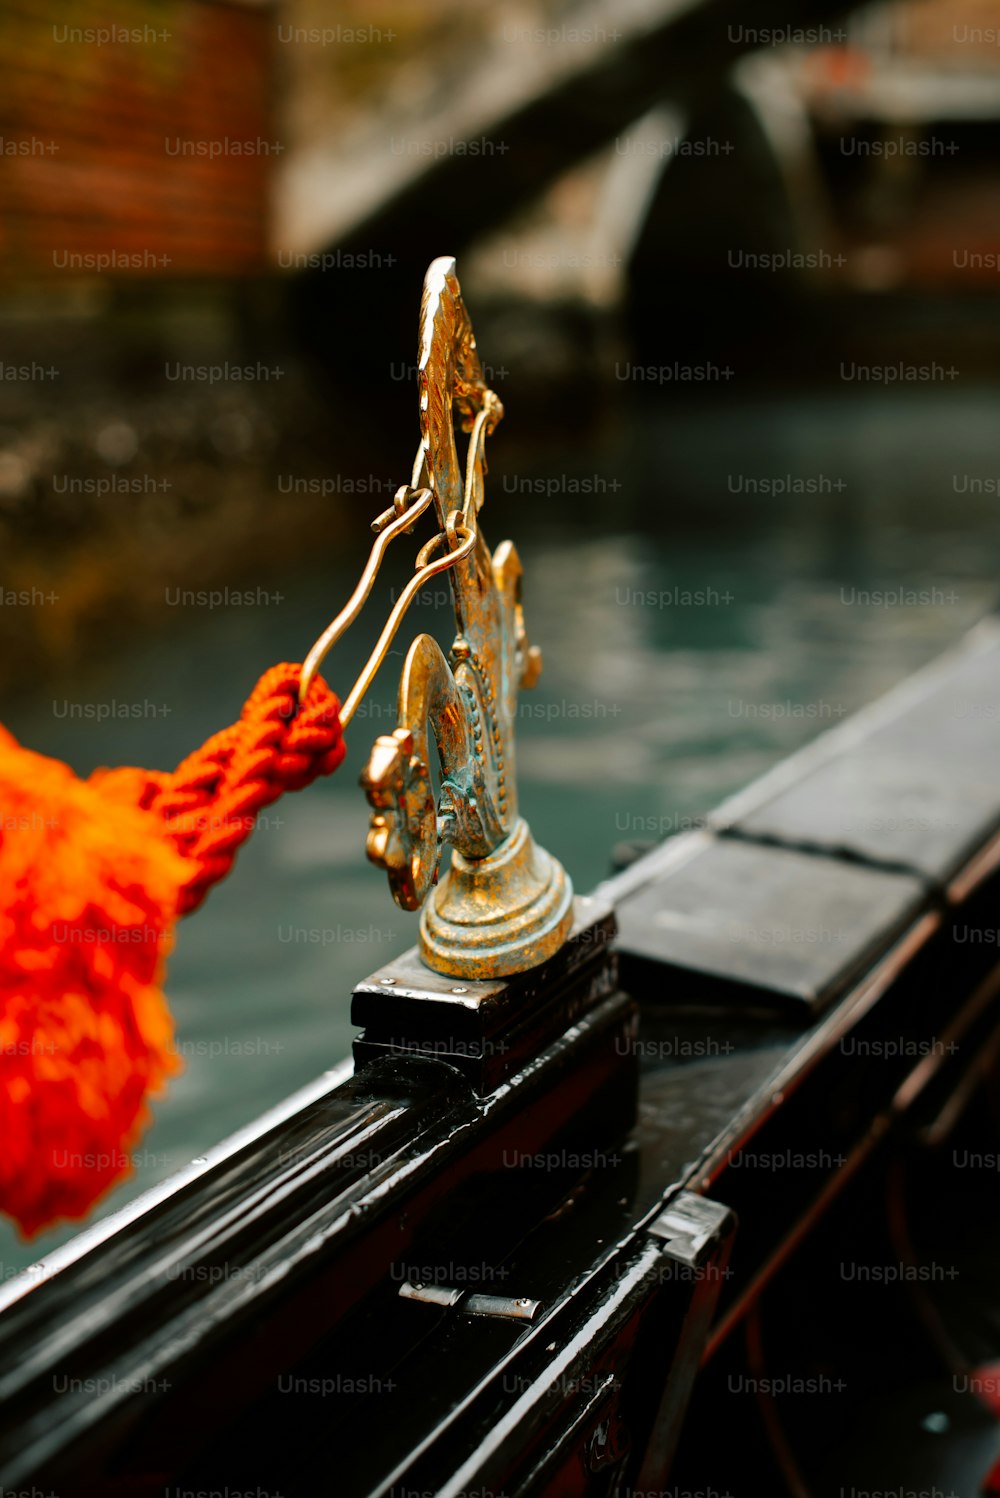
[895,0,1000,68]
[0,1,275,279]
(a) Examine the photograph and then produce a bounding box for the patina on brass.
[361,257,573,979]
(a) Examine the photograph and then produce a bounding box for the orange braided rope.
[97,663,346,912]
[0,665,344,1236]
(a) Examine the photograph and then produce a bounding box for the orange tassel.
[0,666,344,1237]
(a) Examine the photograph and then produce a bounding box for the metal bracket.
[647,1191,735,1265]
[399,1282,542,1322]
[634,1191,737,1489]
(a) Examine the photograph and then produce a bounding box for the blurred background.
[1,0,999,1263]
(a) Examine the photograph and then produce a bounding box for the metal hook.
[299,492,477,729]
[339,522,476,728]
[298,479,434,707]
[461,388,502,526]
[299,381,502,723]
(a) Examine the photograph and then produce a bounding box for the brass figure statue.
[361,258,573,979]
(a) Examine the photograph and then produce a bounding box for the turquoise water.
[2,388,999,1272]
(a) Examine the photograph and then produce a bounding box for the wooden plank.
[716,617,1000,887]
[613,836,928,1015]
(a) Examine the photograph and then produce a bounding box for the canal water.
[2,386,999,1271]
